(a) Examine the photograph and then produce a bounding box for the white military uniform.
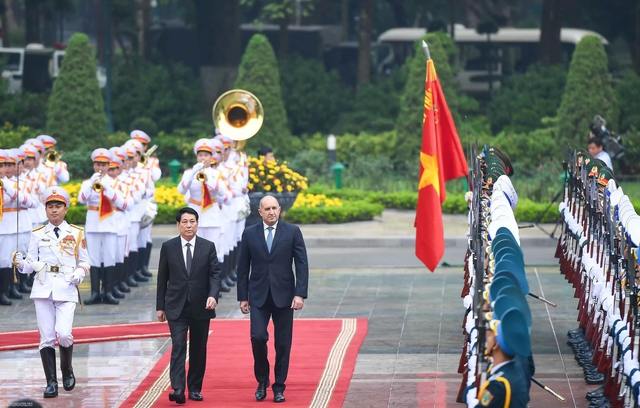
[19,214,90,348]
[37,135,70,186]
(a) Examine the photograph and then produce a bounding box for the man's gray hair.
[259,194,280,208]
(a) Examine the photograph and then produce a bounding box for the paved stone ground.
[0,211,595,407]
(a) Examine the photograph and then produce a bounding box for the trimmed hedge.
[66,204,179,226]
[283,200,384,224]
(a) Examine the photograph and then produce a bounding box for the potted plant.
[246,157,308,226]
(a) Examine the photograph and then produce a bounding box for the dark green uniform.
[476,359,529,408]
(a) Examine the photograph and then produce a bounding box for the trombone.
[45,150,65,167]
[140,144,158,166]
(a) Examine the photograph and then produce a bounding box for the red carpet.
[0,321,171,351]
[121,318,367,408]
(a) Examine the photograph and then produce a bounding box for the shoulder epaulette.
[32,225,45,232]
[69,224,84,231]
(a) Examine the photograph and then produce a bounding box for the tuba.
[212,89,263,221]
[212,89,263,151]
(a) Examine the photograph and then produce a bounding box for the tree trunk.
[539,0,565,65]
[195,0,241,109]
[357,0,374,88]
[278,15,289,60]
[137,0,151,58]
[97,0,104,65]
[25,0,42,43]
[2,0,19,46]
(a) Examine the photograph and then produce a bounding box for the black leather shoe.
[586,386,605,400]
[188,391,203,401]
[274,391,285,403]
[8,285,23,299]
[585,373,605,385]
[255,381,269,401]
[169,389,186,404]
[0,294,11,306]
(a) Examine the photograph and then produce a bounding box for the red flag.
[98,190,115,221]
[415,54,469,272]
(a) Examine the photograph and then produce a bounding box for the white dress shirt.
[595,150,613,169]
[180,235,197,270]
[263,221,278,242]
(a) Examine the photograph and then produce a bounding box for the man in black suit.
[156,207,221,404]
[237,195,309,403]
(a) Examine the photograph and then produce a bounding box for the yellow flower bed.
[62,183,184,207]
[292,193,343,208]
[248,157,308,193]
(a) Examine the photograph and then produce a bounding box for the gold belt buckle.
[50,266,59,273]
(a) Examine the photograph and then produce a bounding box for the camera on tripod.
[589,115,624,160]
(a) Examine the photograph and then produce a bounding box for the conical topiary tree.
[394,32,460,166]
[234,34,291,158]
[556,35,618,150]
[47,33,107,150]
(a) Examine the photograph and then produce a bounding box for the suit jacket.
[237,220,309,308]
[156,236,222,321]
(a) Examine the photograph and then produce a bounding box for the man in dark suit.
[156,207,221,404]
[237,195,309,403]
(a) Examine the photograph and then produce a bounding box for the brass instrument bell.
[212,89,263,150]
[45,150,64,166]
[92,174,105,192]
[140,144,158,166]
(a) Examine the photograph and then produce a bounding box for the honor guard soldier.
[130,131,159,279]
[36,135,69,186]
[476,305,531,408]
[121,142,147,285]
[13,186,90,399]
[107,148,135,299]
[0,149,27,305]
[178,138,232,273]
[127,139,155,281]
[78,149,126,305]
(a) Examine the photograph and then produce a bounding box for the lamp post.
[330,162,345,190]
[169,159,181,184]
[327,134,336,168]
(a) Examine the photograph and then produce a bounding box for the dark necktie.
[266,227,274,253]
[185,242,192,274]
[53,227,60,239]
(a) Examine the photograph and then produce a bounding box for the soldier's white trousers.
[34,295,76,349]
[196,227,223,262]
[129,222,140,253]
[116,234,127,264]
[86,232,117,267]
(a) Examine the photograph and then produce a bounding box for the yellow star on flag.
[419,151,440,197]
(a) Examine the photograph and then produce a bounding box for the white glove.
[53,161,66,174]
[70,269,85,286]
[90,172,102,183]
[12,252,25,269]
[192,162,205,172]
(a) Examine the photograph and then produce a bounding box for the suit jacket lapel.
[269,221,284,255]
[175,237,188,277]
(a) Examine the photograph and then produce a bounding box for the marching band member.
[22,143,48,228]
[232,145,250,279]
[177,139,232,278]
[131,131,160,279]
[78,149,126,305]
[36,135,70,186]
[107,147,135,299]
[14,186,90,399]
[14,147,37,294]
[121,141,147,285]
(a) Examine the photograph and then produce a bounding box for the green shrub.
[47,33,108,151]
[487,64,567,134]
[111,56,201,134]
[288,150,329,184]
[235,34,292,157]
[556,35,618,151]
[283,200,384,224]
[615,70,640,134]
[279,55,351,136]
[0,91,48,130]
[0,123,38,148]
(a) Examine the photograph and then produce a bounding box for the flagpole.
[421,40,431,60]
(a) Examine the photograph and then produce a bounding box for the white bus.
[377,24,611,95]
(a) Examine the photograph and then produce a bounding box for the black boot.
[40,347,58,398]
[5,268,23,299]
[117,262,131,293]
[26,272,34,290]
[18,272,31,293]
[83,267,102,305]
[136,246,148,276]
[102,266,120,305]
[59,345,76,391]
[124,255,139,287]
[133,249,149,282]
[0,269,12,305]
[110,265,125,299]
[141,242,153,277]
[224,256,236,287]
[219,258,231,293]
[230,247,239,281]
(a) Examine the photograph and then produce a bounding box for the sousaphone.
[212,89,264,150]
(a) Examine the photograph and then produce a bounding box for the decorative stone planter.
[245,192,299,227]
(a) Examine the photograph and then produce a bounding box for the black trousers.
[168,301,211,392]
[250,291,294,393]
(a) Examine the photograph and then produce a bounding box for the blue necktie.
[266,227,274,253]
[53,227,60,239]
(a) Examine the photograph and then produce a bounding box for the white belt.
[45,265,74,274]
